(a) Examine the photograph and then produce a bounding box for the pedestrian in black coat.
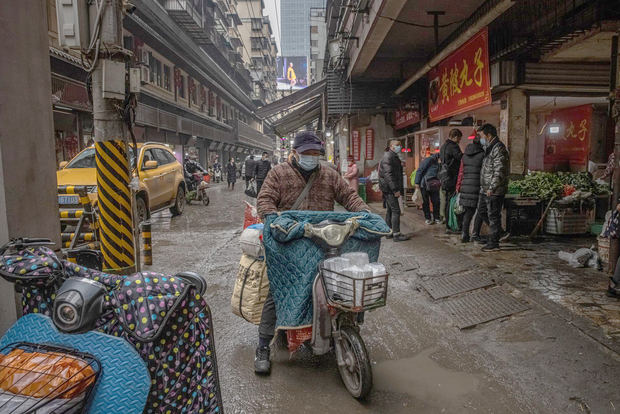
[456,137,485,242]
[379,140,410,242]
[253,152,272,195]
[227,159,237,190]
[439,129,463,232]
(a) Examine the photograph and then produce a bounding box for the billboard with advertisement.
[428,28,491,122]
[277,56,308,91]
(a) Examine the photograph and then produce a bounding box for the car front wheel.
[170,186,185,216]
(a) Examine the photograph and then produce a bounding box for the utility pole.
[91,0,136,272]
[611,33,620,274]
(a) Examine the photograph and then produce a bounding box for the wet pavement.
[146,185,619,413]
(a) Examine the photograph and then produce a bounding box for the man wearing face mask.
[379,140,410,242]
[478,123,510,252]
[254,130,370,375]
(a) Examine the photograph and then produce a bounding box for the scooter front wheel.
[335,325,372,400]
[202,191,210,206]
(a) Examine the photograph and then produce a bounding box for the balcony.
[163,0,209,42]
[234,119,274,150]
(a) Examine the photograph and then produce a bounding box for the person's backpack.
[438,162,451,187]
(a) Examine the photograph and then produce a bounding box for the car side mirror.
[59,161,68,169]
[143,160,158,170]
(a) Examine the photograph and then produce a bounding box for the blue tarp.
[263,211,390,329]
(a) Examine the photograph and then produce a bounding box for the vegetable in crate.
[517,172,564,200]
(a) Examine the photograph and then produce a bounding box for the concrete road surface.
[146,183,619,413]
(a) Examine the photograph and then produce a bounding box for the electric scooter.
[289,219,389,400]
[0,238,223,413]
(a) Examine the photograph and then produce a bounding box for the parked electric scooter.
[278,218,389,400]
[0,238,223,413]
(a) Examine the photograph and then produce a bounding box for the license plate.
[58,195,79,205]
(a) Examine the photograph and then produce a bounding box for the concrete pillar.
[0,0,61,334]
[499,89,528,174]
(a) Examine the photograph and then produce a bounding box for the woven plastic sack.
[243,201,261,229]
[231,254,269,324]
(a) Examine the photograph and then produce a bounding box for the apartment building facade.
[46,0,274,168]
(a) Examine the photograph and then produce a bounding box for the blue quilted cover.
[263,211,390,329]
[0,314,150,414]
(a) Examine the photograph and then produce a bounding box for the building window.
[311,54,318,60]
[311,40,318,47]
[163,65,171,91]
[310,26,318,33]
[178,75,186,99]
[251,38,262,51]
[251,18,262,31]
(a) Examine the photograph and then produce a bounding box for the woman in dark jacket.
[415,153,441,225]
[227,159,237,190]
[456,136,485,242]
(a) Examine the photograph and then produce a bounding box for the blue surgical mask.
[480,138,487,146]
[393,145,402,153]
[298,154,320,171]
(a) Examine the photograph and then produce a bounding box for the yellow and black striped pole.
[95,140,135,272]
[142,221,152,266]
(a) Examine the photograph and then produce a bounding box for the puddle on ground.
[373,348,479,401]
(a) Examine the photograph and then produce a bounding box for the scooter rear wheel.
[202,192,210,206]
[336,325,372,400]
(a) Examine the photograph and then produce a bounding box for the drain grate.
[420,271,495,299]
[443,287,530,329]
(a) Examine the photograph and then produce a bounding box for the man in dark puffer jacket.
[456,135,485,242]
[478,123,509,251]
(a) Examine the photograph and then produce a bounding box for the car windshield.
[66,146,136,169]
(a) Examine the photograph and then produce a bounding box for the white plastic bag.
[369,169,379,183]
[412,188,423,206]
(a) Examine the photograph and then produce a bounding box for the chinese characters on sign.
[365,129,375,160]
[428,28,491,122]
[351,130,361,161]
[543,105,592,169]
[395,103,421,130]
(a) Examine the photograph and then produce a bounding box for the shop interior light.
[548,120,561,135]
[326,131,332,137]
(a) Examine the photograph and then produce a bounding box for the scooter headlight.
[53,278,106,333]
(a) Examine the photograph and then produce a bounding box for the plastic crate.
[545,208,591,235]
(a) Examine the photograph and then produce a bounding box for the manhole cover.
[421,271,495,299]
[443,288,529,329]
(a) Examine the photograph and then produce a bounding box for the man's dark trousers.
[384,192,401,234]
[483,193,505,245]
[256,179,265,195]
[258,292,276,342]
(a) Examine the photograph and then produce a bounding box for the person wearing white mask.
[254,130,370,375]
[379,139,410,242]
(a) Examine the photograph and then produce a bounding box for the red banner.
[395,103,421,130]
[428,28,491,122]
[543,105,592,169]
[351,130,361,161]
[365,128,374,160]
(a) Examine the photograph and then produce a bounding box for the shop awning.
[209,141,219,150]
[271,96,322,136]
[255,80,325,119]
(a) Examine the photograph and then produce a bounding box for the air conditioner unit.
[140,50,149,84]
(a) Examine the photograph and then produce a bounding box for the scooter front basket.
[320,266,389,312]
[0,342,101,414]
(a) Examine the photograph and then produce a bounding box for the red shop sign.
[351,130,361,161]
[365,128,375,160]
[428,27,491,122]
[395,104,421,130]
[543,105,592,169]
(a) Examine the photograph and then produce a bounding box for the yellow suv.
[57,142,186,220]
